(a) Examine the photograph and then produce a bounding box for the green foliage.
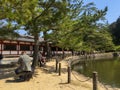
[109,16,120,45]
[0,0,38,24]
[0,22,20,39]
[115,45,120,51]
[49,0,109,52]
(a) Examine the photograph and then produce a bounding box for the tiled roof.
[17,35,44,42]
[0,35,44,42]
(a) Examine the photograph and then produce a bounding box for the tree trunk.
[46,42,51,59]
[43,31,51,59]
[32,33,39,70]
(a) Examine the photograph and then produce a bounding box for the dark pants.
[15,68,22,75]
[15,69,32,81]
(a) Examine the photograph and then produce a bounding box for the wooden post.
[93,71,98,90]
[68,66,71,83]
[59,63,61,76]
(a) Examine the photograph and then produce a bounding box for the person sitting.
[15,51,32,81]
[38,51,46,67]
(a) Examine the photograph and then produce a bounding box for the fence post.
[59,63,61,76]
[68,66,71,83]
[67,60,71,83]
[93,71,98,90]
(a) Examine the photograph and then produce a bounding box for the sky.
[84,0,120,24]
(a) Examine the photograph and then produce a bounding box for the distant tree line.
[109,16,120,46]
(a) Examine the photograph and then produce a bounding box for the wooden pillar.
[56,47,58,56]
[17,41,20,55]
[1,40,3,54]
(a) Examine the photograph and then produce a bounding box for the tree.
[25,0,69,68]
[109,16,120,45]
[83,24,115,52]
[0,0,69,69]
[0,21,19,39]
[47,0,108,53]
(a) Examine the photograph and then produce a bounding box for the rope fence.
[54,57,118,90]
[99,82,109,90]
[71,71,91,82]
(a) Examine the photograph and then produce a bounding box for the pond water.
[72,57,120,88]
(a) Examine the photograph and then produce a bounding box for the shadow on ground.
[39,63,67,75]
[5,79,26,83]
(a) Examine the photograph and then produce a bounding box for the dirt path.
[0,57,119,90]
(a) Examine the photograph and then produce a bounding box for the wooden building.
[0,35,44,56]
[0,35,71,57]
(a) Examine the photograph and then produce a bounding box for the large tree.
[0,0,69,69]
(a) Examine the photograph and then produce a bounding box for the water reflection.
[72,58,120,88]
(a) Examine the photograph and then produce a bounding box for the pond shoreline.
[70,52,120,65]
[69,53,120,90]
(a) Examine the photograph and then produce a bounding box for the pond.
[72,57,120,88]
